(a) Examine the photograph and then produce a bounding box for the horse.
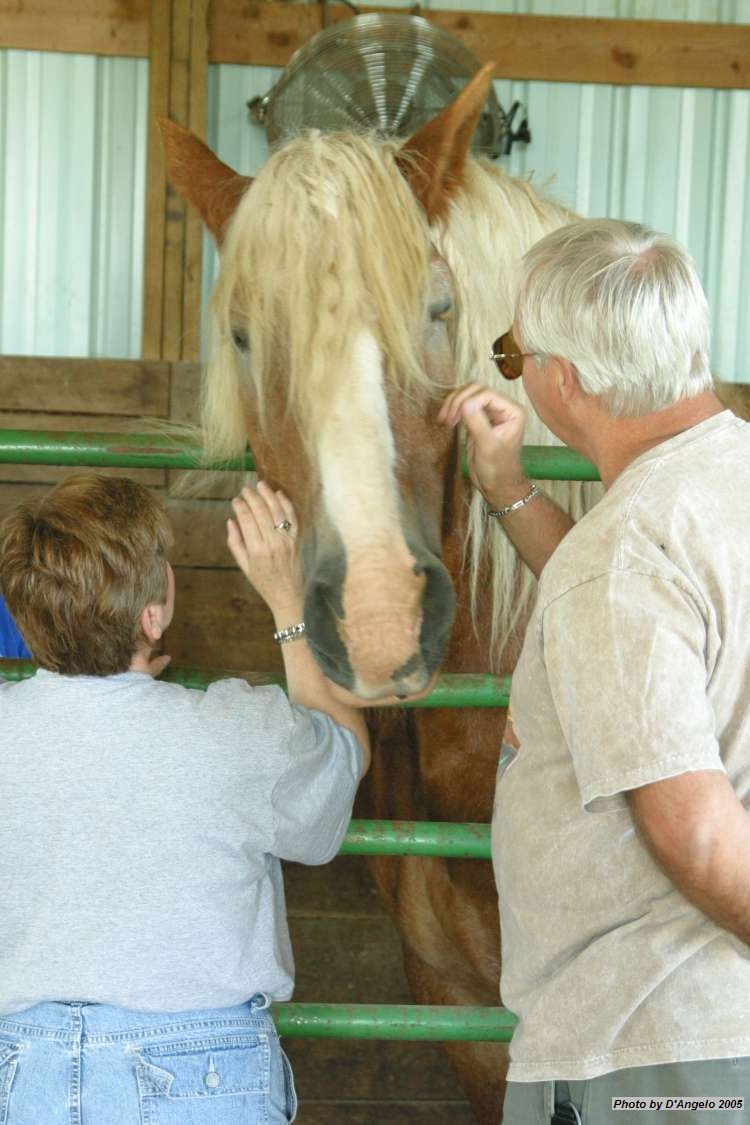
[159,65,604,1122]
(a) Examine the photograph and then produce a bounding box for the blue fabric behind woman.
[0,595,29,658]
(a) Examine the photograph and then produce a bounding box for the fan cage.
[256,14,508,159]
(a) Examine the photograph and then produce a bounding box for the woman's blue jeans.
[0,995,297,1124]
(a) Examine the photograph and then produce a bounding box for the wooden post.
[143,0,209,361]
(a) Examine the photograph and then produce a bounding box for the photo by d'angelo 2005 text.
[612,1097,744,1112]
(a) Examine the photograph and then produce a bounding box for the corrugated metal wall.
[0,50,148,358]
[2,0,749,380]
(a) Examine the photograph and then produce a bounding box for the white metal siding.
[0,50,147,358]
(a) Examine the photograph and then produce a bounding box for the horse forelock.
[436,159,603,666]
[207,132,435,458]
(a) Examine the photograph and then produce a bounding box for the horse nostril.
[418,555,456,669]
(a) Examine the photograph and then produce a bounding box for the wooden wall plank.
[288,1040,471,1102]
[290,915,425,1004]
[0,464,163,487]
[2,4,750,91]
[0,463,164,488]
[210,0,321,68]
[284,855,384,919]
[0,357,170,416]
[169,566,282,675]
[0,0,149,57]
[291,1104,475,1124]
[168,496,235,566]
[170,361,202,424]
[418,11,750,89]
[210,7,750,90]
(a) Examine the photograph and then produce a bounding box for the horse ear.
[157,117,252,245]
[398,62,496,224]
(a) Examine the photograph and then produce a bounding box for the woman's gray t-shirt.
[0,671,363,1014]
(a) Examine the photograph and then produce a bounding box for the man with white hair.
[439,218,750,1124]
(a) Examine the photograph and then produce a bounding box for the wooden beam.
[184,1,210,361]
[2,4,750,91]
[428,11,750,89]
[142,0,171,360]
[0,357,170,416]
[0,0,148,57]
[142,0,209,361]
[161,0,192,360]
[209,7,750,89]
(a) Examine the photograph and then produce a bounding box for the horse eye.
[430,298,453,323]
[231,328,250,353]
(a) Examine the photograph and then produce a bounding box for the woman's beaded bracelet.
[273,621,306,645]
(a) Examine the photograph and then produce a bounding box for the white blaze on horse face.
[318,331,427,696]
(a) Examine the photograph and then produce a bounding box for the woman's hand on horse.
[438,383,529,507]
[227,482,304,619]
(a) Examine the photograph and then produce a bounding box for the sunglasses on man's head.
[489,330,535,381]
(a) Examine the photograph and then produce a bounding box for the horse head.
[161,68,496,701]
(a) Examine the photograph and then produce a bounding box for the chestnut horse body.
[162,69,602,1121]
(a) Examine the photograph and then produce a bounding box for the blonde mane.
[204,133,602,666]
[436,159,602,664]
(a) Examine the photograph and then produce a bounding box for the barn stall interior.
[1,1,750,1123]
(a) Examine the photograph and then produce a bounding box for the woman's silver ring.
[275,520,292,532]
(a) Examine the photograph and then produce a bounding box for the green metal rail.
[0,658,510,709]
[0,429,599,481]
[341,819,491,859]
[272,1003,516,1041]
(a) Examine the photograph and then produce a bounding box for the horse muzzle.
[303,546,455,701]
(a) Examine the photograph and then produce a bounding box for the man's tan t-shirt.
[492,410,750,1082]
